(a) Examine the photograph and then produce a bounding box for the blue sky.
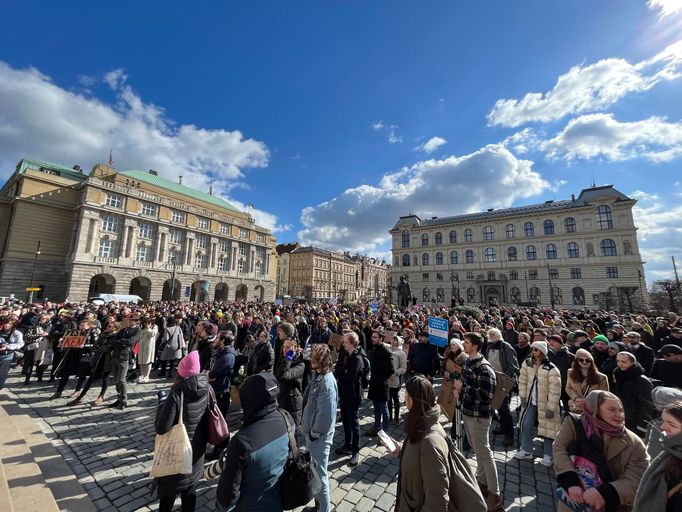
[0,1,681,282]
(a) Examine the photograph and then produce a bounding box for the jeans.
[520,404,553,456]
[307,432,333,512]
[0,353,14,389]
[389,387,401,420]
[462,414,499,495]
[110,356,129,403]
[340,400,360,453]
[372,400,389,431]
[497,394,514,438]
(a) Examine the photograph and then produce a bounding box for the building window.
[196,235,207,249]
[549,268,559,279]
[195,254,205,268]
[449,230,457,244]
[421,233,429,246]
[136,245,149,262]
[552,287,563,304]
[509,270,518,280]
[239,243,247,257]
[573,287,585,305]
[256,233,265,243]
[423,288,431,301]
[450,251,458,265]
[466,272,474,281]
[565,217,576,233]
[423,273,429,281]
[528,270,538,280]
[240,228,249,239]
[237,259,245,273]
[507,246,517,261]
[484,247,496,262]
[524,222,535,237]
[197,217,209,230]
[464,229,472,242]
[526,245,537,260]
[544,219,555,235]
[402,254,410,266]
[141,203,156,216]
[529,287,540,303]
[402,230,410,248]
[102,215,118,232]
[505,224,516,238]
[465,250,474,263]
[435,232,442,245]
[422,253,430,266]
[436,252,443,265]
[597,205,613,230]
[220,223,230,235]
[105,194,122,208]
[219,240,229,252]
[218,257,228,271]
[172,210,185,223]
[170,229,183,245]
[570,267,582,279]
[483,226,494,241]
[546,243,557,260]
[567,242,580,258]
[487,271,496,280]
[467,287,476,302]
[510,287,521,303]
[601,239,617,256]
[98,239,114,258]
[436,273,443,281]
[139,223,153,239]
[606,266,618,278]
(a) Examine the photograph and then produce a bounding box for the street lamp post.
[169,254,177,300]
[547,264,555,309]
[27,241,42,304]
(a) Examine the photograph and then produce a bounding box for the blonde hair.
[311,344,333,374]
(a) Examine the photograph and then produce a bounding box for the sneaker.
[540,455,553,467]
[349,452,359,467]
[335,446,353,456]
[514,449,533,460]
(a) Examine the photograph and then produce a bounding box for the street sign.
[428,316,449,347]
[25,287,41,292]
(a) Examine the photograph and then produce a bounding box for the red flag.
[108,150,113,167]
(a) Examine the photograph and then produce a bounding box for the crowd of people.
[1,297,682,511]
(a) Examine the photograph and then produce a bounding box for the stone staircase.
[0,398,96,512]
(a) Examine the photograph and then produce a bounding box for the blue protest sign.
[370,302,378,314]
[428,316,449,347]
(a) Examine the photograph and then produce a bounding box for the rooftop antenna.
[591,169,596,188]
[209,184,213,195]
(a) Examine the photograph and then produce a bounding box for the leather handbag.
[207,386,229,446]
[279,410,322,510]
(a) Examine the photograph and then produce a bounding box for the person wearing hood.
[634,401,682,512]
[600,341,626,385]
[154,351,209,512]
[193,321,217,372]
[646,387,682,459]
[274,336,305,425]
[613,351,655,437]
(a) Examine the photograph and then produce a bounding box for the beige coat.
[553,416,649,512]
[518,357,562,439]
[565,369,609,413]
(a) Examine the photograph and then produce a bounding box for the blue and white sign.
[274,299,283,306]
[185,286,191,298]
[428,316,449,347]
[370,302,378,314]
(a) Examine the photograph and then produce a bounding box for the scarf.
[580,390,626,438]
[633,432,682,511]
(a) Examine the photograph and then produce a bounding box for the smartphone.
[377,430,397,453]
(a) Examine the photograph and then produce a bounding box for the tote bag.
[150,392,193,478]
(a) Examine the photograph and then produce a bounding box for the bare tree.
[651,279,681,313]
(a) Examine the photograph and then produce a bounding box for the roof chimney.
[72,164,82,173]
[209,185,213,195]
[571,194,576,202]
[149,169,157,176]
[178,175,183,185]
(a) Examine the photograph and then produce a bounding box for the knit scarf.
[580,391,626,438]
[633,432,682,511]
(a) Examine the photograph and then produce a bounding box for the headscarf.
[633,432,682,511]
[580,390,626,438]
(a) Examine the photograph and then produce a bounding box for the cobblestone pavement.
[2,371,558,511]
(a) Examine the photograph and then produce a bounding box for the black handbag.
[279,410,322,510]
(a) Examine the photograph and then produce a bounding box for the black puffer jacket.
[613,363,655,437]
[154,373,209,498]
[335,349,363,408]
[275,352,305,425]
[368,342,395,402]
[246,341,274,375]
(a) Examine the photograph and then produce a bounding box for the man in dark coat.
[246,330,275,376]
[407,330,439,379]
[366,330,395,437]
[193,321,218,372]
[334,331,364,466]
[650,344,682,388]
[624,331,655,375]
[547,333,573,415]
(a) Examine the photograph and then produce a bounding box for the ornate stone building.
[288,246,358,302]
[354,255,390,302]
[0,158,277,302]
[275,242,300,298]
[389,185,649,311]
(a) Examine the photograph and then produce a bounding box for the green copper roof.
[122,169,242,213]
[17,157,88,182]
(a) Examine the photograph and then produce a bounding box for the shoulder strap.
[569,413,585,442]
[178,391,184,426]
[278,409,299,458]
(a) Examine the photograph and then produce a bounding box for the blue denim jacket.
[301,371,338,440]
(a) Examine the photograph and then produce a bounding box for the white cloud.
[387,129,403,144]
[298,144,549,253]
[648,0,682,18]
[416,136,447,154]
[372,120,385,130]
[372,120,403,144]
[0,61,290,230]
[540,113,682,162]
[487,40,682,127]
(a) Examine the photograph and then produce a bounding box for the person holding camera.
[109,314,141,409]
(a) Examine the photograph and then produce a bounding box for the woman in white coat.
[388,334,407,423]
[137,317,158,383]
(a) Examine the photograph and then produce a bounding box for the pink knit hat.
[177,351,200,378]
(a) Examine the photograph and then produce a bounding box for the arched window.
[600,239,617,256]
[402,254,410,266]
[436,287,444,302]
[529,287,541,303]
[565,217,576,233]
[509,287,521,304]
[450,251,458,264]
[464,229,472,242]
[506,224,516,238]
[483,226,494,241]
[422,253,430,266]
[449,230,457,244]
[436,252,443,265]
[524,222,535,237]
[507,246,517,261]
[402,230,410,248]
[544,220,555,235]
[435,232,443,245]
[421,233,429,246]
[526,245,537,260]
[597,205,613,230]
[466,287,476,303]
[567,242,580,258]
[484,247,496,262]
[546,243,557,259]
[572,287,585,305]
[423,288,430,301]
[465,250,474,263]
[552,287,563,305]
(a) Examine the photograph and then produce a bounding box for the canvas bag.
[482,362,515,410]
[149,392,193,478]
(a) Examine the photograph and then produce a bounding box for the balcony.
[94,256,117,264]
[134,260,153,267]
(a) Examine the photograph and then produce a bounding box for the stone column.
[231,242,238,271]
[210,238,218,269]
[86,217,98,254]
[158,231,167,262]
[250,247,256,277]
[120,225,130,258]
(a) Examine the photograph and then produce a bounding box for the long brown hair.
[404,374,436,443]
[570,354,600,386]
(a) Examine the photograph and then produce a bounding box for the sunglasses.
[577,358,591,363]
